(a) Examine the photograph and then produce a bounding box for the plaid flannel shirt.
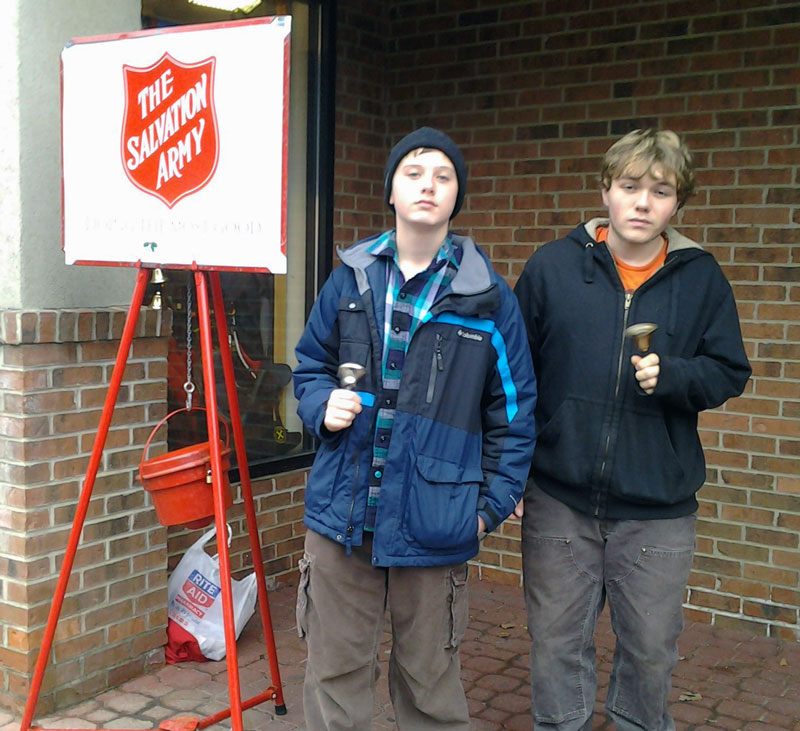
[363,230,460,530]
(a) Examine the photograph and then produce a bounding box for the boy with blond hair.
[514,129,750,731]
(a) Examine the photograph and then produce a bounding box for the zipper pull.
[624,292,633,312]
[435,333,444,371]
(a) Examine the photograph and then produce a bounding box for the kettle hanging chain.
[184,282,196,411]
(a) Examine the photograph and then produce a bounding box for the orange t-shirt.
[596,225,668,293]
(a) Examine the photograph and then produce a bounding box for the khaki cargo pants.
[296,529,471,730]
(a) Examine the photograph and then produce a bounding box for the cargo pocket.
[295,555,312,639]
[445,564,469,649]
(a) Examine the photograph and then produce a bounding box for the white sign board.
[61,17,291,272]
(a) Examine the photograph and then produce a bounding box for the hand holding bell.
[625,324,660,394]
[324,363,366,432]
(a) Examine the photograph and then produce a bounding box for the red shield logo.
[121,53,219,208]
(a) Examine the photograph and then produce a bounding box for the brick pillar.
[0,306,172,714]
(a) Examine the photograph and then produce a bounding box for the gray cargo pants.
[522,484,696,731]
[296,529,471,730]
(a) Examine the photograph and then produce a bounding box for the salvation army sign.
[122,54,219,208]
[61,18,290,272]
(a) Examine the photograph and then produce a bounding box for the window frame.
[140,0,337,481]
[234,0,337,481]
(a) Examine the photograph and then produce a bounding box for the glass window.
[141,0,334,477]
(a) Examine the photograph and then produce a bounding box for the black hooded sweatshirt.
[514,219,751,520]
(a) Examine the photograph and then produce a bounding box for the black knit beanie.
[383,127,467,219]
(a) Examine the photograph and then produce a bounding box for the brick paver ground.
[2,578,798,730]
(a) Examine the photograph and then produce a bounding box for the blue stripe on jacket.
[427,312,519,422]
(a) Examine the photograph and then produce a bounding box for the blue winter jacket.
[293,233,537,567]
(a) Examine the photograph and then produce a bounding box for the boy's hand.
[323,389,362,432]
[631,352,660,394]
[506,498,524,520]
[477,498,524,538]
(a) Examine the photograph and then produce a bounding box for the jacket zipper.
[595,291,633,516]
[344,459,360,555]
[614,292,634,398]
[591,253,679,516]
[426,333,444,403]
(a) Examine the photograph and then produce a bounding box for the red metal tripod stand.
[19,267,286,731]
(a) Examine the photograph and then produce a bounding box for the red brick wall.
[332,0,392,246]
[0,308,172,713]
[335,0,800,640]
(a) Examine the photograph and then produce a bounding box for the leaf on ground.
[500,622,515,629]
[779,657,788,666]
[678,691,702,702]
[159,718,200,731]
[498,631,510,637]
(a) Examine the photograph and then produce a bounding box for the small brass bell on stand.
[148,268,167,309]
[149,267,167,285]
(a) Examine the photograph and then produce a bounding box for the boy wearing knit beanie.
[293,127,536,729]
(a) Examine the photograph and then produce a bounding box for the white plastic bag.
[167,524,258,661]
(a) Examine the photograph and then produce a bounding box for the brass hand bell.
[624,323,658,353]
[337,362,366,390]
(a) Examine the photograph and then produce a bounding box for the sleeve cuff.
[476,498,502,534]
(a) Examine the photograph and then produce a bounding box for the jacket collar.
[338,232,493,297]
[583,217,703,254]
